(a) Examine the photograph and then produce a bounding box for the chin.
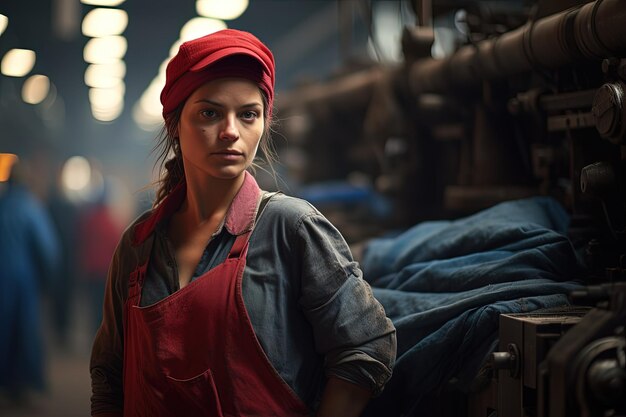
[209,168,246,181]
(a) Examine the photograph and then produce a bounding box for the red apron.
[122,198,311,416]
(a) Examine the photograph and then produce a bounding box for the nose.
[219,114,239,142]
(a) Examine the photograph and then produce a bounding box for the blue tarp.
[361,197,587,417]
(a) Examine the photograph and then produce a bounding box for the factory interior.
[1,0,626,416]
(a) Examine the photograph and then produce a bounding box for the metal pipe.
[409,0,626,96]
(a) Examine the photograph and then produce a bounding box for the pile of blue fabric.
[361,197,587,417]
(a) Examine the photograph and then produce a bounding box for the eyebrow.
[193,99,262,108]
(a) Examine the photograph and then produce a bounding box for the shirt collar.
[132,171,262,246]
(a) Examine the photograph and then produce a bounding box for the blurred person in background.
[47,162,80,350]
[77,178,125,337]
[0,153,60,404]
[90,29,396,417]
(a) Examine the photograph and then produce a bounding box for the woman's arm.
[292,208,397,407]
[316,377,373,417]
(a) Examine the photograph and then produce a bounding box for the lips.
[212,150,243,156]
[210,150,244,161]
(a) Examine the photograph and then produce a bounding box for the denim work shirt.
[90,173,397,416]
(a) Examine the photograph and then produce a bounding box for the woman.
[90,29,396,417]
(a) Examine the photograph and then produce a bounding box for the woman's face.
[177,77,265,182]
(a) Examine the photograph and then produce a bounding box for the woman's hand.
[315,377,372,417]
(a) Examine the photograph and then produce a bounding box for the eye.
[201,109,218,119]
[240,110,259,121]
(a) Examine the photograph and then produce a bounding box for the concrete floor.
[1,351,92,417]
[0,296,94,417]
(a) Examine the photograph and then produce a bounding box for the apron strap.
[228,232,251,259]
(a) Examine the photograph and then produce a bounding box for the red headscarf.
[160,29,275,118]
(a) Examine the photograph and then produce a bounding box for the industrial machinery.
[276,0,626,415]
[404,1,626,415]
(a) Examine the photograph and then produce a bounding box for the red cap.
[160,29,275,117]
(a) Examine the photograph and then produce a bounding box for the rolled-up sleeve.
[295,212,397,395]
[90,237,126,416]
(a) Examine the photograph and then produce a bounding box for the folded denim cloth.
[361,197,587,417]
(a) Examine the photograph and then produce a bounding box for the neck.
[181,171,247,226]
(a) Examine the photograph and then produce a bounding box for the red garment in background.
[78,204,123,280]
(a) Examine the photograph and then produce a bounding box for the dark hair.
[152,89,277,207]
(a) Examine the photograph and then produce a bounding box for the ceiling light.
[82,8,128,37]
[196,0,248,20]
[89,83,125,109]
[62,156,92,191]
[22,74,50,104]
[83,35,127,63]
[89,92,123,112]
[179,17,226,42]
[138,78,164,117]
[133,78,164,130]
[0,14,8,37]
[133,102,162,132]
[91,102,124,122]
[84,61,126,88]
[169,40,182,58]
[80,0,125,6]
[1,48,36,77]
